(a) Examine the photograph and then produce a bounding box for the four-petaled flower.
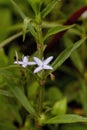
[14,56,36,67]
[33,56,53,73]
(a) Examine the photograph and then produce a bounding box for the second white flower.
[33,56,53,73]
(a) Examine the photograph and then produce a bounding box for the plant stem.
[38,84,43,115]
[38,74,46,116]
[36,14,44,59]
[35,14,45,116]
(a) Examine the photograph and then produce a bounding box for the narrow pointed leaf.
[28,22,37,39]
[44,114,87,124]
[8,84,36,116]
[11,0,26,19]
[44,25,74,41]
[0,32,22,48]
[0,23,22,34]
[23,18,30,41]
[27,0,38,14]
[0,70,37,117]
[42,0,59,18]
[64,37,84,73]
[52,37,86,71]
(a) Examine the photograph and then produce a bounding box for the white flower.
[14,56,36,67]
[33,56,53,73]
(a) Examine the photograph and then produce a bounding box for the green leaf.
[41,0,59,18]
[27,0,42,16]
[0,70,37,117]
[0,23,22,34]
[52,37,86,71]
[64,37,84,73]
[44,25,74,41]
[8,84,37,117]
[28,22,37,40]
[11,0,26,19]
[44,114,87,124]
[42,21,62,28]
[23,18,37,40]
[23,18,30,41]
[0,32,22,48]
[27,0,39,14]
[51,97,67,115]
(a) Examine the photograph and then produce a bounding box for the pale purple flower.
[14,56,36,67]
[33,56,53,73]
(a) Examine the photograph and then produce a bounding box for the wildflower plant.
[0,0,87,129]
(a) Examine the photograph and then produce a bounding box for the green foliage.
[0,0,87,130]
[52,37,86,71]
[0,32,22,48]
[11,0,26,19]
[44,25,74,41]
[41,0,60,18]
[7,79,37,117]
[44,114,87,124]
[64,37,84,73]
[51,97,67,115]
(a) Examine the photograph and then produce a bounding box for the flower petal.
[33,57,43,66]
[34,66,42,73]
[44,56,53,65]
[43,65,53,70]
[23,56,28,63]
[22,64,27,67]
